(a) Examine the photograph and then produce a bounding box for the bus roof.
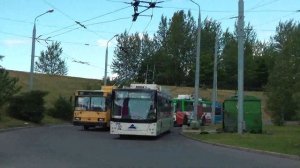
[130,83,161,91]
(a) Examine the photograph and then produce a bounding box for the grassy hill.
[8,70,101,108]
[1,70,270,128]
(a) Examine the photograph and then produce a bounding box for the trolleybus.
[110,84,173,136]
[73,86,115,130]
[172,95,222,126]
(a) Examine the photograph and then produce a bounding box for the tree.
[8,90,47,123]
[35,41,67,75]
[136,33,157,83]
[0,56,20,107]
[48,96,73,121]
[197,18,221,88]
[219,29,238,89]
[112,31,142,85]
[165,10,196,86]
[219,23,259,90]
[0,55,4,68]
[266,20,300,124]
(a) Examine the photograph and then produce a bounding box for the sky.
[1,0,300,80]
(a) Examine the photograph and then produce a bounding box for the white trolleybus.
[110,84,173,136]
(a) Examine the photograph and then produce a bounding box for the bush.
[48,96,73,121]
[7,90,48,123]
[0,69,21,107]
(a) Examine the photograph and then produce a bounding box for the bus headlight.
[98,118,104,122]
[74,117,81,121]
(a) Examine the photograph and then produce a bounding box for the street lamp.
[104,34,118,86]
[190,0,201,124]
[29,9,54,91]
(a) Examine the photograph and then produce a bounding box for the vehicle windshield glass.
[75,96,106,111]
[185,101,194,111]
[112,91,155,120]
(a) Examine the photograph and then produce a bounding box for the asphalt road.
[0,125,299,168]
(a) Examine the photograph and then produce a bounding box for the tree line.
[112,11,269,90]
[111,10,300,124]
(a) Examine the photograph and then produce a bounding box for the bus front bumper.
[73,121,107,127]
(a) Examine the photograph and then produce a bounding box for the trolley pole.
[237,0,245,134]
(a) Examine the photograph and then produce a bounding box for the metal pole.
[211,33,219,125]
[238,0,245,134]
[29,23,36,91]
[29,10,54,91]
[190,0,201,122]
[104,34,118,86]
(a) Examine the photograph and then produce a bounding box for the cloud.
[96,39,117,48]
[2,38,30,46]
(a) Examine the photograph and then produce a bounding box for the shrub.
[0,69,21,107]
[48,96,73,121]
[7,90,48,123]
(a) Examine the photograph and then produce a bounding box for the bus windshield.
[112,91,155,120]
[75,96,106,111]
[185,101,194,111]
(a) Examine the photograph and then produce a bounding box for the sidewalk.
[181,124,219,134]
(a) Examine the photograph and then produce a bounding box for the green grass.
[0,114,34,129]
[0,109,67,129]
[184,125,300,156]
[8,70,101,109]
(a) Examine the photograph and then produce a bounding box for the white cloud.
[96,38,117,48]
[2,38,30,46]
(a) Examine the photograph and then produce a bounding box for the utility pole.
[237,0,245,134]
[211,32,219,125]
[190,0,201,123]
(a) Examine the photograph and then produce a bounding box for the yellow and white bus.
[73,86,115,130]
[110,84,173,136]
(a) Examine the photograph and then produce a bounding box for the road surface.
[0,125,299,168]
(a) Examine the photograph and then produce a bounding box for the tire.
[83,125,89,130]
[183,115,188,125]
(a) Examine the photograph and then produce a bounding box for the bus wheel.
[83,125,89,130]
[103,125,110,131]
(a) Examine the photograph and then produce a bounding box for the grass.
[184,125,300,156]
[0,114,33,129]
[8,70,101,109]
[0,107,67,129]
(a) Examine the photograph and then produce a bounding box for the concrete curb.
[180,131,300,161]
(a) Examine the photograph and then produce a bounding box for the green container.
[223,96,262,133]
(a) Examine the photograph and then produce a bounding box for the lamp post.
[104,34,118,86]
[190,0,201,123]
[29,9,54,91]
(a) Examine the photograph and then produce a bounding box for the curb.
[180,131,300,161]
[0,125,37,133]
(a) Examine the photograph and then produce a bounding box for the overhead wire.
[37,42,103,70]
[40,4,131,38]
[0,17,62,28]
[0,30,98,47]
[247,0,281,11]
[253,11,299,29]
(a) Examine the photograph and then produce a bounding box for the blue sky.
[1,0,299,79]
